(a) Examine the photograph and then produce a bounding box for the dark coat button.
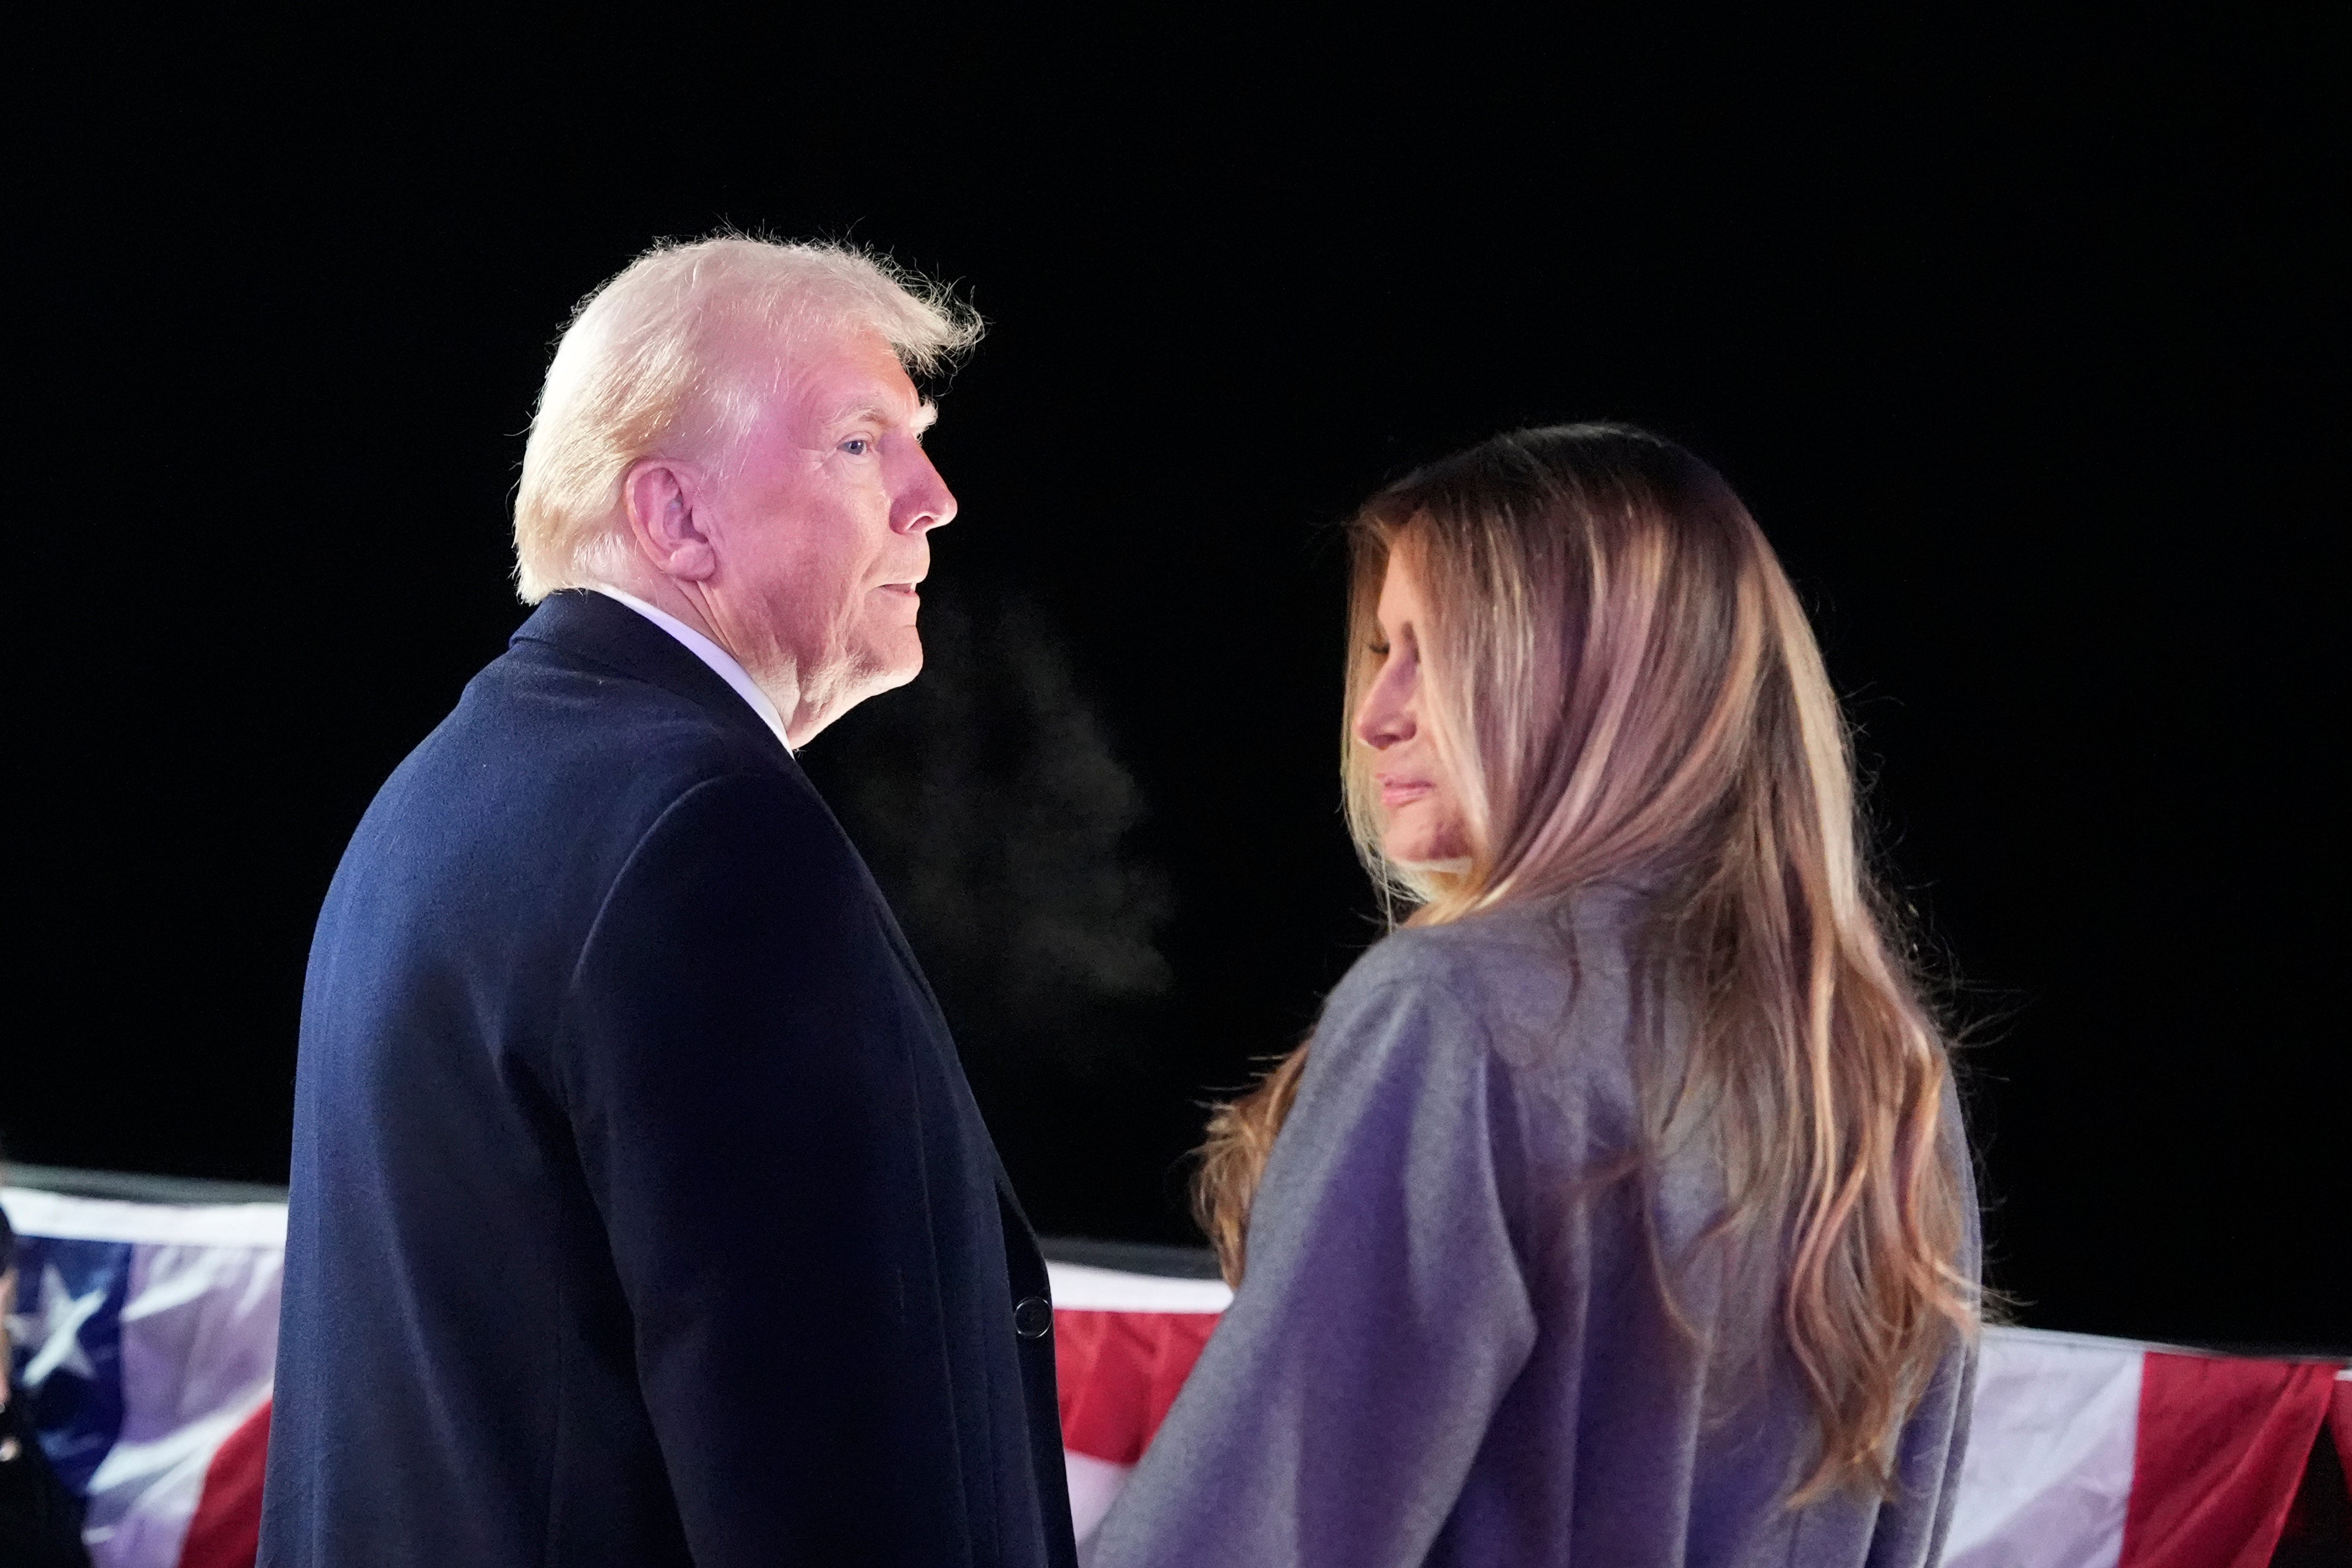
[1013,1296,1053,1339]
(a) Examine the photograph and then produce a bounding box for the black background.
[14,16,2341,1350]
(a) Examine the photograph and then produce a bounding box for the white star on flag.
[7,1262,106,1392]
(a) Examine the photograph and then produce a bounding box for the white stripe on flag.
[1943,1326,2143,1568]
[2,1189,287,1250]
[1046,1262,1232,1314]
[1065,1449,1134,1552]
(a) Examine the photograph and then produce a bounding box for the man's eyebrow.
[819,398,939,434]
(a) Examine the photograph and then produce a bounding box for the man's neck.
[587,576,802,753]
[597,570,725,654]
[591,570,861,747]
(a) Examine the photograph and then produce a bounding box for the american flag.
[3,1182,277,1568]
[5,1177,2344,1566]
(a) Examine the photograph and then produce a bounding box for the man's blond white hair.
[513,234,982,602]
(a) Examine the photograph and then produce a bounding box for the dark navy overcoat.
[259,590,1077,1568]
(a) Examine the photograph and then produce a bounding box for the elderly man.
[261,238,1076,1567]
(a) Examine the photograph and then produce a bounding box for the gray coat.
[1092,886,1977,1567]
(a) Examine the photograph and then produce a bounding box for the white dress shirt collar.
[588,585,794,756]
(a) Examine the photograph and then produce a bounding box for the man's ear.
[620,458,718,582]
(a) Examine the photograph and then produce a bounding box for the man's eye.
[841,438,872,456]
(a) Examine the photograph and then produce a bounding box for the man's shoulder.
[317,647,856,1000]
[356,632,820,885]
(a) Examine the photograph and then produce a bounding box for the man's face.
[698,329,955,737]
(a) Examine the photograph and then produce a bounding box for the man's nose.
[893,450,957,536]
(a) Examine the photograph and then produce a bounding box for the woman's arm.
[1093,956,1540,1567]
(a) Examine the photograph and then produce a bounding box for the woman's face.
[1354,553,1473,868]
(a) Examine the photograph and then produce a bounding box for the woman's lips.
[1378,779,1435,808]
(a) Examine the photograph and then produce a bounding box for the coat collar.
[510,589,789,765]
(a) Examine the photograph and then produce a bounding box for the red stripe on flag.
[2333,1379,2352,1483]
[2119,1352,2336,1568]
[179,1399,270,1568]
[1054,1309,1218,1465]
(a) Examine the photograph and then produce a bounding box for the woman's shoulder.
[1334,880,1651,1019]
[1290,882,1660,1211]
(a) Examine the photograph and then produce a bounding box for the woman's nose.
[1355,682,1414,750]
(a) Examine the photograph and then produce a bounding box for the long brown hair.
[1195,424,1974,1501]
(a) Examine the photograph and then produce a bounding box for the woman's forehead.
[1377,545,1431,617]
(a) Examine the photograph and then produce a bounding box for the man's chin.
[796,647,921,747]
[876,638,922,691]
[846,640,923,701]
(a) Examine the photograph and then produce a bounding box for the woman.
[1091,425,1979,1566]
